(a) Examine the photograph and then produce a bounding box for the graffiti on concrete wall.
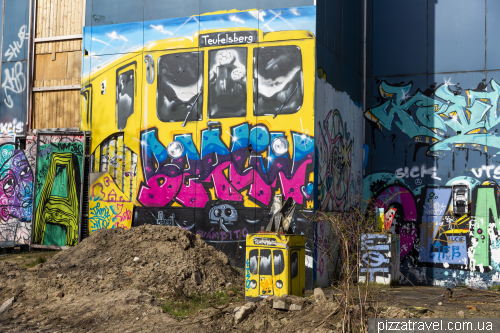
[138,125,314,209]
[89,173,133,234]
[359,234,400,284]
[365,79,500,154]
[32,134,84,246]
[316,69,363,212]
[365,78,500,287]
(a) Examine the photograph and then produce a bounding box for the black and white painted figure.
[253,45,303,117]
[116,70,134,129]
[208,48,247,118]
[157,51,204,122]
[209,204,238,232]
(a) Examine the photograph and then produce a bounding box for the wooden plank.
[33,85,79,92]
[35,34,82,43]
[57,0,62,52]
[62,0,67,51]
[69,0,73,50]
[66,50,79,78]
[43,82,48,129]
[34,52,68,81]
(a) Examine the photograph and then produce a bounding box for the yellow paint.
[83,26,316,207]
[89,173,134,234]
[241,189,258,208]
[245,233,305,299]
[171,201,183,207]
[209,187,216,200]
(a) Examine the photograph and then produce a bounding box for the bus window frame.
[155,50,205,123]
[206,46,249,120]
[115,61,138,130]
[252,44,304,118]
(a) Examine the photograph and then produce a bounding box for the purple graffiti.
[137,124,314,208]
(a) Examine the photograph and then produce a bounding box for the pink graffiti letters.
[137,124,314,208]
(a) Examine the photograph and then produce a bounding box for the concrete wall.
[365,0,500,288]
[313,0,365,287]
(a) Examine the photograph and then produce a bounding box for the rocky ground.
[1,225,500,332]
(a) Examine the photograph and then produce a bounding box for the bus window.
[208,47,247,119]
[253,45,303,117]
[290,251,298,279]
[249,249,258,274]
[117,69,135,130]
[259,249,273,275]
[157,51,204,122]
[273,250,284,275]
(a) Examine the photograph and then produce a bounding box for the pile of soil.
[34,224,243,296]
[0,225,245,332]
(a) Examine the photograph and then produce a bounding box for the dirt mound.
[37,224,243,296]
[0,225,246,332]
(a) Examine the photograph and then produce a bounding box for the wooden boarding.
[35,0,83,55]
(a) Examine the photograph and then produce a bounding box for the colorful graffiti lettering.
[366,79,500,153]
[137,125,313,208]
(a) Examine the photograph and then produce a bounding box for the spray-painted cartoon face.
[0,146,33,222]
[209,204,238,232]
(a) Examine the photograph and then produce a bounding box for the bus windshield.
[157,51,204,122]
[253,45,303,117]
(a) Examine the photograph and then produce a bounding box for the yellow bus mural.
[81,7,318,266]
[83,26,315,209]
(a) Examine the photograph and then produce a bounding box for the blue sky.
[83,5,316,77]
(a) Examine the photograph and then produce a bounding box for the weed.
[159,288,244,320]
[24,256,46,268]
[489,285,500,291]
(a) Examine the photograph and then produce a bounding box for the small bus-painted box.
[245,233,305,300]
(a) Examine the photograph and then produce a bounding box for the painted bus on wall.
[82,7,318,267]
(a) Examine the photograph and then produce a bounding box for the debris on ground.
[2,226,500,332]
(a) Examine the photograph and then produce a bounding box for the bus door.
[259,249,273,296]
[272,249,286,295]
[252,38,314,210]
[141,47,205,216]
[203,43,257,231]
[290,249,301,295]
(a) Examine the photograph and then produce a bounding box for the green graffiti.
[473,187,500,267]
[33,152,82,246]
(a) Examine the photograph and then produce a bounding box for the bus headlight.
[167,141,184,159]
[276,280,283,289]
[250,280,257,289]
[271,137,289,156]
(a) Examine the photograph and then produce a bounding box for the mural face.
[364,78,500,287]
[0,142,33,246]
[83,5,316,268]
[0,144,32,222]
[32,135,84,247]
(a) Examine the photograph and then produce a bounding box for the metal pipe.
[27,0,37,132]
[362,0,367,176]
